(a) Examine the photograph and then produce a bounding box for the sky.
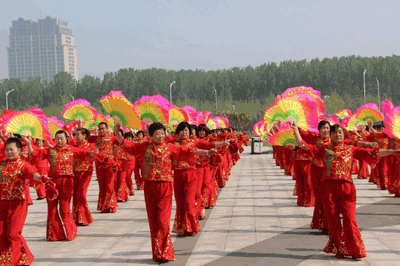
[1,0,399,80]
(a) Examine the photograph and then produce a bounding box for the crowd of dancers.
[0,120,249,265]
[270,118,400,260]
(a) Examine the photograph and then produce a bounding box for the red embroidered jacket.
[171,137,215,170]
[31,145,90,177]
[301,140,379,183]
[72,141,96,172]
[0,156,38,200]
[299,128,331,167]
[119,139,196,182]
[88,135,119,167]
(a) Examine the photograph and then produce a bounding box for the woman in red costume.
[30,130,97,241]
[0,138,43,265]
[123,132,135,195]
[357,125,372,179]
[170,122,228,236]
[71,128,96,226]
[114,122,213,262]
[291,122,398,260]
[87,122,119,213]
[133,131,146,190]
[114,129,130,202]
[30,139,48,200]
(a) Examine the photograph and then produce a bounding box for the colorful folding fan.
[334,109,352,119]
[384,106,400,139]
[169,106,189,127]
[48,116,65,138]
[182,106,198,124]
[1,108,52,141]
[382,99,394,114]
[214,116,229,128]
[61,99,98,122]
[206,118,220,130]
[346,103,384,130]
[268,122,297,146]
[100,91,142,129]
[263,103,286,131]
[281,86,326,117]
[134,95,170,125]
[196,112,205,125]
[86,114,108,130]
[105,115,115,131]
[321,117,340,125]
[203,111,212,123]
[252,121,263,136]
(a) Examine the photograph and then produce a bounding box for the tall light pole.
[376,77,380,111]
[69,94,74,101]
[170,81,176,104]
[363,69,367,104]
[6,89,14,110]
[213,87,217,112]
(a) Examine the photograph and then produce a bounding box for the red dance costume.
[31,145,92,241]
[120,139,196,262]
[0,156,40,265]
[125,152,136,195]
[366,132,390,190]
[71,140,96,226]
[303,141,380,258]
[88,135,119,213]
[114,145,130,202]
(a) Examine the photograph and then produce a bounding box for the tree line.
[1,54,398,128]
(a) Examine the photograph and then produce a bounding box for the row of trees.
[0,55,398,131]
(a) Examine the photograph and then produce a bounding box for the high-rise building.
[7,16,78,83]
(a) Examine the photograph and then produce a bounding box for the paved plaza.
[25,147,400,266]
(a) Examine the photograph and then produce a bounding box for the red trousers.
[294,160,314,207]
[0,200,34,266]
[209,166,218,207]
[35,167,48,199]
[284,148,293,176]
[310,166,328,232]
[125,161,135,195]
[199,166,212,217]
[115,160,130,202]
[216,164,226,188]
[46,175,77,241]
[320,180,366,258]
[351,159,359,175]
[95,164,117,212]
[73,171,94,225]
[388,156,400,196]
[134,159,144,190]
[357,160,370,179]
[375,158,389,190]
[172,169,201,236]
[144,181,175,262]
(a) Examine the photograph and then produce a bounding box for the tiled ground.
[24,146,400,265]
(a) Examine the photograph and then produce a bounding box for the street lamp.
[363,69,367,104]
[170,81,176,104]
[6,89,14,110]
[69,94,74,101]
[376,77,380,111]
[213,87,217,111]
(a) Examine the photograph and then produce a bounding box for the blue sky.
[1,0,399,79]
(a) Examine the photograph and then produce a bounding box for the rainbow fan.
[264,93,319,133]
[105,115,115,131]
[169,107,189,127]
[321,117,340,125]
[260,134,269,141]
[1,108,52,141]
[206,118,220,130]
[268,122,297,146]
[134,95,170,125]
[100,91,142,129]
[384,106,400,139]
[182,106,197,124]
[382,99,394,114]
[334,109,352,119]
[196,112,205,125]
[252,121,263,136]
[203,111,212,123]
[48,116,65,138]
[215,116,229,128]
[282,86,326,117]
[346,103,384,130]
[86,114,108,130]
[62,99,97,122]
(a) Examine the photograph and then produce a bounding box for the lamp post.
[69,94,74,101]
[170,81,176,104]
[6,89,14,110]
[363,69,367,104]
[376,77,380,111]
[213,87,217,112]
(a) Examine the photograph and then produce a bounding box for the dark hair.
[119,129,124,136]
[330,124,344,134]
[124,132,134,139]
[190,125,198,136]
[76,128,90,139]
[98,122,108,128]
[210,129,217,134]
[373,121,385,129]
[176,122,191,135]
[55,130,69,139]
[197,124,210,136]
[5,137,22,149]
[318,120,331,130]
[136,130,145,138]
[148,122,165,136]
